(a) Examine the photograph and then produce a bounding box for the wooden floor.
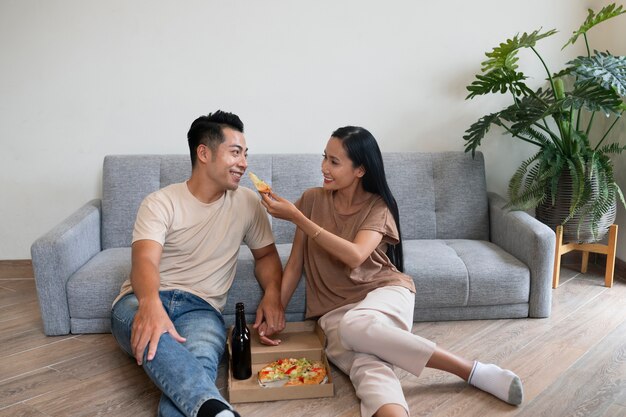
[1,262,626,417]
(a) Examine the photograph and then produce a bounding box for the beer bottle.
[231,302,252,379]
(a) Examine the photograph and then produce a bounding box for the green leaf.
[563,3,626,49]
[503,89,554,132]
[466,68,530,99]
[561,79,624,116]
[481,29,557,72]
[552,68,573,79]
[511,125,551,147]
[597,142,626,155]
[569,52,626,97]
[508,152,542,202]
[564,156,586,219]
[580,155,619,239]
[463,113,503,157]
[547,153,563,204]
[506,147,564,210]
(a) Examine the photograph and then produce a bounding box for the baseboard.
[561,251,583,265]
[0,259,33,278]
[616,257,626,280]
[0,259,32,267]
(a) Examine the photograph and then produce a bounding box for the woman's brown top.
[296,188,416,318]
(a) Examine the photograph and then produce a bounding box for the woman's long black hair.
[331,126,404,272]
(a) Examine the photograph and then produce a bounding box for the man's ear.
[197,144,212,164]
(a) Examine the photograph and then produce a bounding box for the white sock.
[215,410,235,417]
[468,361,524,405]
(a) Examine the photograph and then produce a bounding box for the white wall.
[592,0,626,260]
[0,0,619,259]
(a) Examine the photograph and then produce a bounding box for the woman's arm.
[261,193,383,269]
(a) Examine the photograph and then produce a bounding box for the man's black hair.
[187,110,244,167]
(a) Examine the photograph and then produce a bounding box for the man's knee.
[110,305,137,357]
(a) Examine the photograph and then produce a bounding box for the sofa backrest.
[384,152,489,241]
[101,152,488,249]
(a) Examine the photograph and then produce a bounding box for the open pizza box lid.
[228,320,334,403]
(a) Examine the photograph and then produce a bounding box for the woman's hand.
[256,321,282,346]
[260,192,301,222]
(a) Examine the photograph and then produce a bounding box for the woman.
[260,126,523,417]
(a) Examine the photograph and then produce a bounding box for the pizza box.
[227,320,334,403]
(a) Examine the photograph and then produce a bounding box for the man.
[111,110,285,417]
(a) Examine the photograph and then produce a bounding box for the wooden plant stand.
[552,224,618,288]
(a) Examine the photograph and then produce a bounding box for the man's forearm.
[254,250,283,295]
[130,240,163,305]
[131,268,162,304]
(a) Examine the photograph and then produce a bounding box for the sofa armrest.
[31,199,102,335]
[488,192,555,318]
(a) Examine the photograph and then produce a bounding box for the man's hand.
[250,242,285,347]
[130,298,186,365]
[253,290,285,346]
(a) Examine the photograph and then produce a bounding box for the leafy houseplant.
[464,3,626,241]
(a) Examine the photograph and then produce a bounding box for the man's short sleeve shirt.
[114,182,274,311]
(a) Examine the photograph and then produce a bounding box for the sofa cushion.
[404,240,469,308]
[445,240,530,306]
[384,154,437,240]
[102,156,163,249]
[404,239,529,310]
[431,153,489,240]
[67,247,131,320]
[159,155,191,188]
[384,152,489,241]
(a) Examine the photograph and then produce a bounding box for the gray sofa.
[31,152,555,336]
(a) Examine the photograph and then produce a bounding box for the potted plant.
[464,3,626,242]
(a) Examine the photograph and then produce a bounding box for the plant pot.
[535,171,616,243]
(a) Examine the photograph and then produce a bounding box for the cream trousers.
[318,286,436,417]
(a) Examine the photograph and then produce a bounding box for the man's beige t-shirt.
[296,188,416,319]
[113,182,274,312]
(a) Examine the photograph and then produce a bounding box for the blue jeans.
[111,290,231,417]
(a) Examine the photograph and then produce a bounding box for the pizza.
[248,172,272,194]
[258,357,327,387]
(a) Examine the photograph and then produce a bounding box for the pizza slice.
[257,358,290,387]
[284,359,327,385]
[258,357,327,387]
[248,172,272,194]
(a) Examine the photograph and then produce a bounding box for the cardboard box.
[227,321,334,403]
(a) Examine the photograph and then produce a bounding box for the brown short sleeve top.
[296,188,416,318]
